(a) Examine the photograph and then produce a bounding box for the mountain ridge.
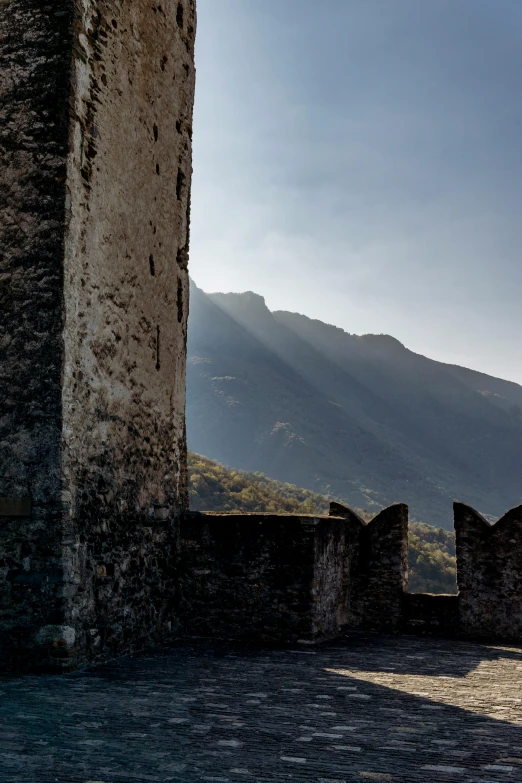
[187,281,522,528]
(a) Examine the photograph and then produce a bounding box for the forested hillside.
[188,452,457,594]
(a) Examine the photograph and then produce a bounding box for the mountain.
[186,281,522,528]
[188,451,457,594]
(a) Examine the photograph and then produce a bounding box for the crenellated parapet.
[179,501,522,647]
[179,504,410,644]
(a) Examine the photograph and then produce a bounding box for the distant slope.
[187,281,522,528]
[189,452,330,514]
[188,451,457,594]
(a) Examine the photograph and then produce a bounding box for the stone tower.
[0,0,196,670]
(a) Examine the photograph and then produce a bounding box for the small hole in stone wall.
[149,255,155,276]
[161,55,168,71]
[176,3,184,28]
[111,18,117,28]
[156,163,160,175]
[153,124,159,142]
[177,279,184,323]
[176,168,185,200]
[156,325,161,371]
[176,120,182,134]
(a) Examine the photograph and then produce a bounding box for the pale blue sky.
[190,0,522,384]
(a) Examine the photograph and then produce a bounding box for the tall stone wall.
[455,502,522,640]
[179,513,349,644]
[0,1,75,663]
[62,0,195,666]
[0,0,196,670]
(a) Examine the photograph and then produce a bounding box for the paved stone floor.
[2,633,522,782]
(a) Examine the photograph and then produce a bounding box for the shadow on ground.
[2,633,522,782]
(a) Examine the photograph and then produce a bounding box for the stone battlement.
[179,502,522,646]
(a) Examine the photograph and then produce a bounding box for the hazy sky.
[190,0,522,384]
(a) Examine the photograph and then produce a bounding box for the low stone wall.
[179,506,409,643]
[180,502,522,648]
[401,593,460,636]
[179,513,348,643]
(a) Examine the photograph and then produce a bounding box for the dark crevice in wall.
[176,168,185,200]
[177,279,184,323]
[156,325,161,370]
[176,185,191,270]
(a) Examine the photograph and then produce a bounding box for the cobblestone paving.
[2,633,522,782]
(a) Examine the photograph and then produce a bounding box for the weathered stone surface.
[61,0,196,670]
[35,623,76,649]
[180,506,408,644]
[0,1,71,504]
[329,502,408,632]
[0,0,75,665]
[180,512,348,643]
[455,502,522,640]
[313,513,350,639]
[2,633,522,782]
[179,501,522,646]
[0,0,196,671]
[402,592,460,636]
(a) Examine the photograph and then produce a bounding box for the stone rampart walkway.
[2,633,522,782]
